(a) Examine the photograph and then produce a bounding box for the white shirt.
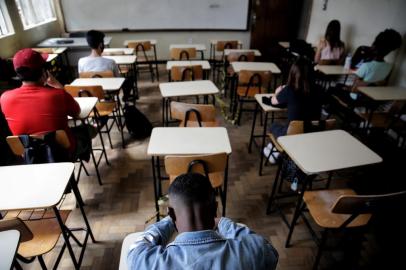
[78,56,120,77]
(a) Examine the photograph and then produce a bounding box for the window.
[15,0,56,29]
[0,0,14,37]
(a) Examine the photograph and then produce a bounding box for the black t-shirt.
[275,85,321,122]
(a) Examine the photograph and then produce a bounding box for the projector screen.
[61,0,250,31]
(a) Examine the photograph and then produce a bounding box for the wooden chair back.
[165,153,227,184]
[6,130,70,156]
[170,47,197,60]
[170,101,216,127]
[0,218,33,242]
[286,119,336,135]
[171,65,203,81]
[238,70,272,87]
[79,70,114,78]
[332,190,406,215]
[127,41,152,52]
[65,85,105,100]
[216,40,239,51]
[102,50,125,56]
[227,52,255,62]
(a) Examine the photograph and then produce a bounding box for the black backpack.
[124,105,153,139]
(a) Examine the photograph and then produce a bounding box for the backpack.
[124,105,153,139]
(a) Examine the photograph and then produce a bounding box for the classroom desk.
[147,127,232,218]
[357,86,406,129]
[209,40,243,60]
[170,44,207,59]
[268,130,382,246]
[315,65,354,76]
[278,41,290,49]
[0,163,96,269]
[74,97,98,119]
[37,37,112,48]
[0,230,20,270]
[124,39,157,46]
[71,77,125,92]
[46,53,58,62]
[103,48,135,55]
[166,60,211,80]
[103,55,138,92]
[32,47,68,54]
[249,94,286,175]
[224,49,262,57]
[159,80,219,125]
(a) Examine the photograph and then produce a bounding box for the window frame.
[14,0,57,30]
[0,0,15,39]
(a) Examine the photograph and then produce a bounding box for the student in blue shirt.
[127,173,278,270]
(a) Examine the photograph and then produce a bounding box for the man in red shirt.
[0,48,90,159]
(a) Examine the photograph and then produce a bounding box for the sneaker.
[265,142,274,150]
[263,147,280,164]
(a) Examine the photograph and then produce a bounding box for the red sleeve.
[63,91,80,117]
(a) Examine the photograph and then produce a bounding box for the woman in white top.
[315,20,345,64]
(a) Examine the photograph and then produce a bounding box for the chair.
[170,47,197,60]
[211,41,239,81]
[79,70,114,78]
[127,41,157,82]
[266,119,337,212]
[164,153,229,216]
[170,65,203,82]
[233,70,271,125]
[65,85,125,150]
[296,190,406,269]
[170,101,218,127]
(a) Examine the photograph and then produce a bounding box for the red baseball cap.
[13,48,48,70]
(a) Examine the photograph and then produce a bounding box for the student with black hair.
[314,19,346,64]
[127,173,278,270]
[78,30,120,76]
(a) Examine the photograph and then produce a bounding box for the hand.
[46,71,63,89]
[214,217,221,229]
[274,85,284,95]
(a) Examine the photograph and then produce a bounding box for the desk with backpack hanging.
[265,130,382,248]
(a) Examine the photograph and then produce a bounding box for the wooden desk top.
[277,130,382,175]
[124,39,157,46]
[357,86,406,101]
[32,47,67,54]
[166,60,211,70]
[0,163,75,211]
[0,230,20,270]
[224,49,261,57]
[315,65,355,75]
[103,48,135,55]
[37,37,112,48]
[148,127,232,156]
[74,97,98,119]
[255,94,287,112]
[103,55,137,65]
[159,80,219,98]
[278,42,290,49]
[231,62,281,74]
[170,44,206,51]
[71,78,125,92]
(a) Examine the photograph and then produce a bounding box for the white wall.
[306,0,406,86]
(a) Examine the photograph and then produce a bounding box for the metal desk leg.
[248,104,259,153]
[151,157,160,221]
[285,175,310,247]
[153,45,159,82]
[259,112,269,176]
[221,156,229,216]
[266,159,283,214]
[162,97,166,126]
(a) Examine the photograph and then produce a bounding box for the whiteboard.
[61,0,250,31]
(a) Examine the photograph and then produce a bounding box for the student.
[78,30,120,76]
[0,48,94,160]
[314,20,345,64]
[330,28,402,105]
[127,173,279,270]
[263,58,321,162]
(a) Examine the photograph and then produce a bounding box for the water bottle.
[344,54,352,70]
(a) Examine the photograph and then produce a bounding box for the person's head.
[371,29,402,59]
[13,48,48,83]
[168,173,217,233]
[286,57,314,94]
[86,30,105,52]
[325,20,342,48]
